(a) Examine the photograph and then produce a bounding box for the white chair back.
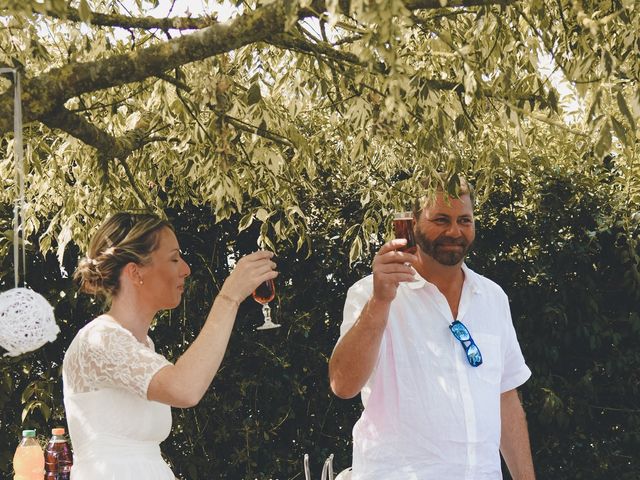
[304,454,311,480]
[320,454,334,480]
[303,453,346,480]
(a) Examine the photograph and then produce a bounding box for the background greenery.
[1,160,639,479]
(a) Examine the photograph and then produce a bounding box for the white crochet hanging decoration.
[0,288,59,357]
[0,69,59,357]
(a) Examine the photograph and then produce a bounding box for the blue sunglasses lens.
[466,344,482,366]
[449,321,483,367]
[450,322,470,341]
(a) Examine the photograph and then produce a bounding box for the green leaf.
[20,382,36,403]
[255,208,269,222]
[349,236,362,264]
[616,91,636,128]
[78,0,92,22]
[238,212,254,232]
[21,400,46,423]
[594,123,612,159]
[547,90,559,113]
[447,174,460,197]
[586,89,602,123]
[610,116,627,145]
[247,83,262,105]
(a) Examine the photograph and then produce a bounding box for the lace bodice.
[62,315,175,479]
[63,315,171,399]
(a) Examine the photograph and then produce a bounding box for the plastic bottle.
[13,429,44,480]
[45,428,73,480]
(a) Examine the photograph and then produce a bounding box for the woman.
[62,212,277,479]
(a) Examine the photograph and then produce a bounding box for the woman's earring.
[139,280,144,285]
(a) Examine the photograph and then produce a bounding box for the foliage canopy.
[0,0,639,478]
[0,0,638,257]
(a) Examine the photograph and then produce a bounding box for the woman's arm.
[148,250,276,407]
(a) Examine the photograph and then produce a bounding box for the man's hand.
[372,239,417,303]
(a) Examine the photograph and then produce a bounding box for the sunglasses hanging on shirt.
[449,320,483,367]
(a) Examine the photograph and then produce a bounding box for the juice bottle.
[13,429,44,480]
[45,427,73,480]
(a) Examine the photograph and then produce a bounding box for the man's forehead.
[422,192,474,213]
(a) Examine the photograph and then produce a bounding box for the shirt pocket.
[472,333,502,385]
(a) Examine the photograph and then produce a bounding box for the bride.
[63,212,277,479]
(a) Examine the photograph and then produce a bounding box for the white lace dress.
[62,315,175,479]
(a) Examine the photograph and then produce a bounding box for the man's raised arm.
[329,239,416,398]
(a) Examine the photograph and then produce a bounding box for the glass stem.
[262,303,271,321]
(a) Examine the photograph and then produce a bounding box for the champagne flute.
[393,211,417,253]
[253,278,280,330]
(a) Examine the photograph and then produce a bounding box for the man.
[329,178,535,479]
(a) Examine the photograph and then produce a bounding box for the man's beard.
[415,229,473,266]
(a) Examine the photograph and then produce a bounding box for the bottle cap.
[22,429,36,437]
[51,427,65,436]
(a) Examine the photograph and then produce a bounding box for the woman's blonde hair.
[74,212,173,298]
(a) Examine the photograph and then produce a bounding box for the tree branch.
[117,156,151,209]
[402,0,517,9]
[268,33,367,70]
[0,0,521,139]
[495,98,589,137]
[307,0,516,13]
[270,31,537,104]
[40,106,128,155]
[39,105,154,159]
[40,4,214,30]
[0,0,297,136]
[269,33,470,94]
[218,113,295,148]
[155,72,192,92]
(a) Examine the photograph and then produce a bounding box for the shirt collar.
[406,262,482,295]
[462,263,482,295]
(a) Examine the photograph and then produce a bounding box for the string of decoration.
[0,68,59,357]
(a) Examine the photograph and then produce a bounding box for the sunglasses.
[449,320,483,367]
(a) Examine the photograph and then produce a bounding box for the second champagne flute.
[253,278,281,330]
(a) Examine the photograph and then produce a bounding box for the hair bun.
[74,256,104,296]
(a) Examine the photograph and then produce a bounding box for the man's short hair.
[413,174,475,218]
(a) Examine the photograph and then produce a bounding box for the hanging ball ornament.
[0,287,59,357]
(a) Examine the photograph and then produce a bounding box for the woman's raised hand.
[219,251,278,303]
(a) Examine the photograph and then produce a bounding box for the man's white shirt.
[337,264,531,480]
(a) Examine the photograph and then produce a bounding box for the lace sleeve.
[63,318,171,399]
